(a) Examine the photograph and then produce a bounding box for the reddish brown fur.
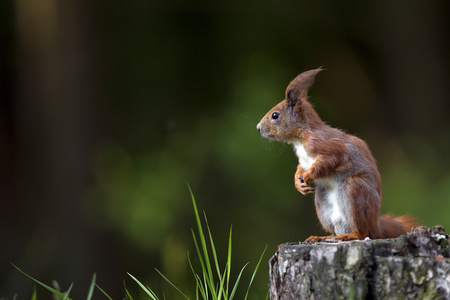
[377,214,418,239]
[257,67,418,242]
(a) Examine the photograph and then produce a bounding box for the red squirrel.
[257,67,417,242]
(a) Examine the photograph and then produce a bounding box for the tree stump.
[269,226,450,299]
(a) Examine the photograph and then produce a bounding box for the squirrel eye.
[271,112,280,120]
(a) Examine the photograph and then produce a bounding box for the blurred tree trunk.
[11,1,123,298]
[269,226,450,299]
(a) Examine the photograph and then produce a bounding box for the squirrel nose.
[256,123,261,133]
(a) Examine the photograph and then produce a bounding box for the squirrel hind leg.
[304,233,360,243]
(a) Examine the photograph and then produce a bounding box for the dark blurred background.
[1,0,450,298]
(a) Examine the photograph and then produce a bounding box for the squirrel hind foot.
[304,233,360,243]
[304,235,335,243]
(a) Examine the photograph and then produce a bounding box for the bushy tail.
[378,214,418,239]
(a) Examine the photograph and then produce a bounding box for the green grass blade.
[225,227,233,299]
[203,212,225,300]
[191,229,207,278]
[202,270,209,300]
[62,283,73,300]
[217,270,227,300]
[127,273,159,300]
[195,282,199,300]
[244,245,267,300]
[204,213,221,280]
[95,284,113,300]
[196,274,207,299]
[124,285,134,300]
[188,252,207,299]
[155,268,191,300]
[86,273,96,300]
[12,264,72,300]
[191,227,215,299]
[188,187,217,298]
[229,263,248,300]
[150,286,161,299]
[30,288,37,300]
[220,262,229,300]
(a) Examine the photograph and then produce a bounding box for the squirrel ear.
[286,88,300,108]
[285,67,324,107]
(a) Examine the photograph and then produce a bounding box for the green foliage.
[12,265,97,300]
[128,187,267,299]
[95,284,114,300]
[13,190,267,300]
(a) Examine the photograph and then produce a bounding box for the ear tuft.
[285,67,324,103]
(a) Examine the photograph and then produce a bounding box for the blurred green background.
[1,0,450,298]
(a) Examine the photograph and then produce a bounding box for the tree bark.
[269,226,450,299]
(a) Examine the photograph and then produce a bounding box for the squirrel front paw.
[295,175,315,195]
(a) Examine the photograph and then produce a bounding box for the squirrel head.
[257,67,324,143]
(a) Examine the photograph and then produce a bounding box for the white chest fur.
[293,142,316,171]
